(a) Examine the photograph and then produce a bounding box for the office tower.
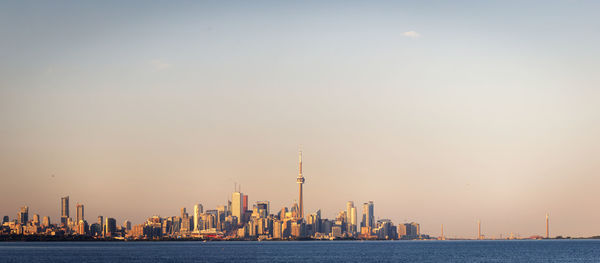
[33,214,40,226]
[76,203,84,222]
[193,204,203,232]
[256,201,270,218]
[104,217,116,236]
[77,220,87,235]
[17,206,28,224]
[296,150,305,219]
[181,207,186,219]
[42,216,50,227]
[232,190,243,225]
[350,207,357,233]
[123,220,131,231]
[61,196,69,224]
[347,201,357,233]
[546,213,549,238]
[243,195,248,213]
[2,216,9,224]
[477,220,481,240]
[361,201,374,228]
[98,216,103,233]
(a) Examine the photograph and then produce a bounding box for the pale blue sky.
[1,1,599,238]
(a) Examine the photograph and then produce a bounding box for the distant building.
[398,222,420,239]
[273,220,282,239]
[193,204,203,232]
[97,216,103,234]
[32,214,40,226]
[42,216,50,227]
[256,201,270,218]
[76,203,84,222]
[61,196,69,225]
[232,191,243,225]
[17,206,28,224]
[104,217,117,237]
[347,201,357,234]
[361,201,374,228]
[123,220,132,231]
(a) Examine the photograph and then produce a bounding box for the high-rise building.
[350,207,357,233]
[18,206,28,224]
[243,195,248,213]
[193,203,203,232]
[2,216,8,224]
[256,201,270,218]
[33,214,40,226]
[42,216,50,227]
[347,201,357,233]
[232,191,243,225]
[61,196,69,224]
[123,220,131,231]
[76,203,84,222]
[296,150,305,220]
[98,216,103,233]
[104,217,116,236]
[361,201,374,228]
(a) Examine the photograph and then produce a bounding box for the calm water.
[1,240,599,262]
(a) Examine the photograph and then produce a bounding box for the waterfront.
[1,240,599,262]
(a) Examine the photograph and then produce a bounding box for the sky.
[1,0,599,238]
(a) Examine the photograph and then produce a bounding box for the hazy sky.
[1,0,599,238]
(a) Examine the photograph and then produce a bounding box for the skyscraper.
[232,191,243,225]
[296,150,305,219]
[33,214,40,226]
[347,201,357,233]
[104,217,116,236]
[42,216,50,227]
[18,206,28,224]
[61,196,69,224]
[361,201,374,228]
[76,203,84,222]
[98,216,103,233]
[243,195,248,213]
[350,207,357,232]
[193,203,203,232]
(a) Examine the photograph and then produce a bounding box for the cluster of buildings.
[1,196,126,238]
[1,151,427,240]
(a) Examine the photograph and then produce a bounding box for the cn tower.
[297,150,305,219]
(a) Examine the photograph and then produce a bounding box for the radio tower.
[297,149,305,220]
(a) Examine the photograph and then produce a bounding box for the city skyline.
[2,0,600,238]
[3,150,563,239]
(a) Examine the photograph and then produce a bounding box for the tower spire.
[296,148,305,220]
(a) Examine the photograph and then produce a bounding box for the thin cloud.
[149,59,172,71]
[402,31,421,39]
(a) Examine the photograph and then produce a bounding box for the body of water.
[1,240,599,262]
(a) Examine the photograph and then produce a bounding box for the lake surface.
[1,240,599,262]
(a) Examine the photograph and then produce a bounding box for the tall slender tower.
[296,150,305,220]
[441,224,445,240]
[477,220,481,240]
[546,213,549,238]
